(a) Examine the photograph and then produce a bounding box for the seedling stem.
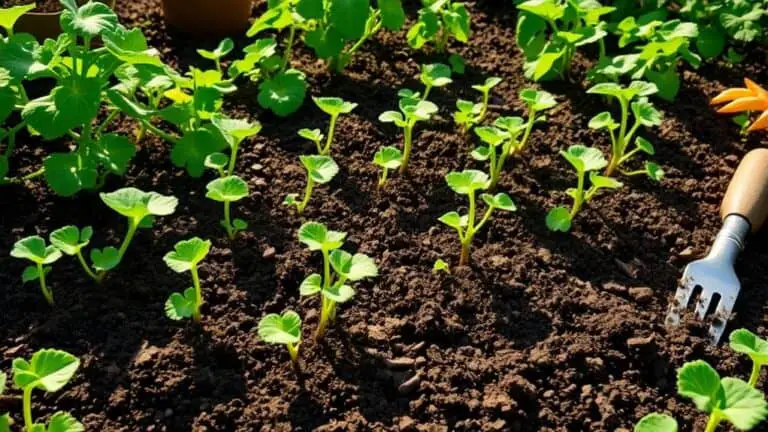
[401,126,414,174]
[37,263,53,306]
[22,387,33,432]
[191,265,202,322]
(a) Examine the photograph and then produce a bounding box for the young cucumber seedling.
[438,170,516,266]
[303,97,357,156]
[258,310,303,366]
[471,88,558,189]
[546,145,622,232]
[284,156,339,215]
[729,328,768,387]
[10,236,63,306]
[587,81,664,180]
[373,146,403,188]
[204,115,262,178]
[164,237,212,322]
[11,349,82,432]
[407,0,472,53]
[297,222,378,340]
[50,225,99,282]
[206,176,250,239]
[455,77,503,132]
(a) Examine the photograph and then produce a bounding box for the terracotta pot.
[15,0,117,41]
[162,0,253,36]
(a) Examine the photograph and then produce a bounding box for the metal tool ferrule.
[708,214,750,265]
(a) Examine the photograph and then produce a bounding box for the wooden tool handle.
[721,148,768,232]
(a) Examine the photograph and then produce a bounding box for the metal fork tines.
[665,214,751,344]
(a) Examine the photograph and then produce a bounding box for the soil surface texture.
[2,0,768,431]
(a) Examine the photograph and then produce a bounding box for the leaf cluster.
[407,0,472,53]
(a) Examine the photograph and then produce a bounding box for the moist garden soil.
[2,0,768,431]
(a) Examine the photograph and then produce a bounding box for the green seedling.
[284,155,339,215]
[471,88,557,189]
[420,63,453,101]
[97,188,179,279]
[310,97,357,155]
[516,0,615,81]
[634,413,678,432]
[454,77,502,132]
[546,145,622,232]
[206,176,250,239]
[678,360,768,432]
[449,54,466,74]
[408,0,471,53]
[49,226,99,282]
[373,146,403,188]
[730,328,768,387]
[206,115,262,177]
[258,311,303,365]
[0,370,9,430]
[10,236,62,305]
[587,81,664,180]
[12,349,82,432]
[379,94,438,174]
[197,38,235,73]
[433,259,450,274]
[297,222,378,340]
[438,170,516,266]
[678,0,764,63]
[164,237,211,322]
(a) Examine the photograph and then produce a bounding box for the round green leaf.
[588,112,618,130]
[47,412,84,432]
[60,2,118,37]
[730,328,768,365]
[90,247,120,272]
[298,222,346,251]
[300,155,339,184]
[696,26,726,60]
[474,126,508,146]
[719,377,768,429]
[677,360,722,413]
[211,114,262,147]
[330,250,378,281]
[373,146,403,169]
[100,187,178,221]
[520,88,557,111]
[206,176,249,202]
[12,349,79,392]
[165,288,197,321]
[257,69,307,117]
[49,226,91,256]
[645,162,665,182]
[323,284,356,303]
[546,207,572,232]
[420,63,452,88]
[11,236,61,265]
[482,193,517,211]
[298,128,324,143]
[258,311,302,345]
[329,0,370,40]
[164,237,211,273]
[438,211,466,230]
[561,145,607,173]
[313,96,357,117]
[632,97,663,127]
[635,137,655,155]
[205,152,229,170]
[445,170,490,195]
[634,413,677,432]
[299,273,323,296]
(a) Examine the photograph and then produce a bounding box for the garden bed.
[2,0,768,430]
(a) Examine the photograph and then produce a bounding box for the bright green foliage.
[449,54,466,74]
[587,81,664,180]
[12,349,82,432]
[198,38,235,72]
[257,69,308,117]
[516,0,615,81]
[439,170,516,266]
[433,258,450,274]
[49,226,100,283]
[634,413,678,432]
[679,0,766,62]
[677,360,768,431]
[0,3,35,35]
[297,222,378,339]
[471,88,557,189]
[591,18,700,101]
[284,155,339,215]
[454,77,502,132]
[258,311,303,364]
[546,145,622,232]
[407,0,471,53]
[373,146,403,188]
[164,237,211,322]
[206,176,250,239]
[420,63,453,100]
[209,114,262,177]
[311,96,357,155]
[730,328,768,387]
[10,236,62,305]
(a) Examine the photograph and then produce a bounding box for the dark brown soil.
[3,0,65,13]
[2,0,768,431]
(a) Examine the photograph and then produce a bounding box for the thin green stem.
[117,220,139,261]
[570,170,586,219]
[516,111,537,155]
[95,110,120,137]
[142,120,179,144]
[7,167,46,183]
[475,206,495,234]
[322,115,338,155]
[607,99,629,176]
[297,174,315,215]
[476,91,491,125]
[378,167,389,188]
[488,145,499,189]
[191,265,202,322]
[749,362,762,387]
[316,249,333,340]
[400,125,414,174]
[227,143,240,176]
[287,342,300,364]
[422,85,433,102]
[281,25,297,73]
[224,200,234,239]
[23,387,33,432]
[37,263,54,306]
[76,250,100,282]
[704,412,722,432]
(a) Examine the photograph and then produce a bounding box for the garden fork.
[666,149,768,344]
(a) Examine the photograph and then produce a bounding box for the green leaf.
[97,134,136,175]
[197,38,234,61]
[305,26,345,59]
[323,283,356,303]
[206,176,249,202]
[696,26,725,59]
[494,116,525,134]
[719,377,768,429]
[379,110,405,127]
[298,222,346,251]
[645,69,680,102]
[589,173,623,192]
[472,77,502,93]
[100,187,178,222]
[0,33,44,80]
[449,54,466,74]
[211,114,262,147]
[60,1,118,37]
[481,193,516,211]
[233,218,248,231]
[531,51,563,81]
[12,349,79,392]
[677,360,722,413]
[0,3,36,33]
[730,328,768,366]
[443,3,471,43]
[165,287,196,321]
[300,155,339,184]
[258,311,302,344]
[635,137,655,155]
[518,0,565,21]
[474,126,508,146]
[561,145,607,173]
[628,81,659,98]
[438,211,466,230]
[102,26,163,67]
[470,145,490,161]
[50,226,92,256]
[520,88,557,111]
[106,89,155,119]
[587,82,625,98]
[297,0,324,19]
[258,69,307,117]
[632,97,663,127]
[445,170,490,194]
[634,413,677,432]
[247,5,293,37]
[205,152,229,171]
[164,237,211,273]
[379,0,405,30]
[421,63,452,88]
[0,371,5,395]
[373,146,402,169]
[588,112,618,130]
[46,412,84,432]
[298,128,324,144]
[313,96,357,117]
[22,265,43,283]
[404,100,438,122]
[11,236,61,265]
[90,247,120,272]
[330,0,371,40]
[299,273,323,296]
[0,413,9,432]
[546,207,571,232]
[23,78,102,140]
[43,153,98,197]
[171,129,227,178]
[330,250,378,281]
[433,259,450,274]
